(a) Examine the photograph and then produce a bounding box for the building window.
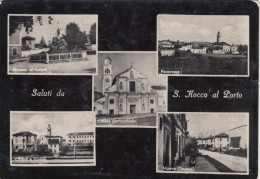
[120,104,123,111]
[120,82,123,90]
[150,99,154,104]
[12,48,17,56]
[109,110,114,114]
[141,83,145,91]
[109,99,114,104]
[130,81,135,92]
[119,98,123,103]
[130,71,134,79]
[105,68,110,74]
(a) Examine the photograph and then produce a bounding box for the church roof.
[112,66,147,86]
[212,42,231,46]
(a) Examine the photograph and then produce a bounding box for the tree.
[89,23,96,44]
[63,23,88,50]
[40,36,47,47]
[9,16,53,36]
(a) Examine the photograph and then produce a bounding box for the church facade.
[95,56,166,115]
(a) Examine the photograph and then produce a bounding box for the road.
[174,156,219,173]
[9,54,97,74]
[199,149,248,173]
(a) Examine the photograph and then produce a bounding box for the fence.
[21,48,49,58]
[29,51,87,63]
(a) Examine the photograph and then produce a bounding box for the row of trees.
[10,16,96,51]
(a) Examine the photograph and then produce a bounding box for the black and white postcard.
[157,112,249,174]
[94,52,167,127]
[10,111,96,166]
[157,15,249,76]
[8,14,97,75]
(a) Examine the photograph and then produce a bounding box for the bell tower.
[103,56,112,94]
[217,31,221,43]
[47,124,51,136]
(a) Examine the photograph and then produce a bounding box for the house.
[160,48,175,56]
[179,43,192,51]
[228,125,248,149]
[48,139,60,155]
[9,29,22,59]
[208,46,225,54]
[159,40,174,48]
[213,133,229,149]
[196,137,206,147]
[212,42,231,53]
[205,136,213,148]
[66,132,94,146]
[190,46,207,54]
[12,131,37,152]
[158,114,188,169]
[22,36,36,50]
[231,45,239,54]
[94,56,166,115]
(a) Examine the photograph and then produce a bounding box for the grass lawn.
[159,54,248,75]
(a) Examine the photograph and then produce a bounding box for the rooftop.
[48,139,60,144]
[22,36,36,40]
[67,132,94,136]
[13,131,37,136]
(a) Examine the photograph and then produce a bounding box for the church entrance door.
[130,105,136,114]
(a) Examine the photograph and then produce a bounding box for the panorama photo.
[157,15,249,76]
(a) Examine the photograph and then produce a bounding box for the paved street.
[199,149,248,173]
[9,54,97,74]
[176,156,219,173]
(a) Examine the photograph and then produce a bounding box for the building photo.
[157,113,249,174]
[157,15,249,76]
[94,53,167,127]
[8,14,97,75]
[10,111,95,166]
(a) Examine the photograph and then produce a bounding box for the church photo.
[94,53,167,127]
[157,15,249,76]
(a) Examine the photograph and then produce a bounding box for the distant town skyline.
[10,15,97,45]
[11,112,95,137]
[186,113,248,138]
[158,15,249,45]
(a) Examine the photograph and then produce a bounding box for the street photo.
[94,52,167,127]
[10,111,96,166]
[157,15,249,76]
[157,113,249,174]
[8,14,97,75]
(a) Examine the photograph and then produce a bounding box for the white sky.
[11,112,95,137]
[94,53,167,92]
[157,15,249,45]
[186,113,248,138]
[12,15,97,45]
